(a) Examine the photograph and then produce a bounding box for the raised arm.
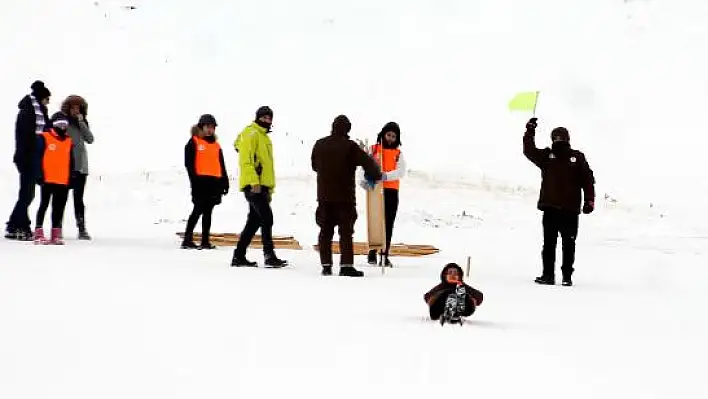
[523,118,548,168]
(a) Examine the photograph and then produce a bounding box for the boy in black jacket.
[424,263,484,324]
[181,114,229,249]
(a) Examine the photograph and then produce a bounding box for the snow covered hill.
[2,0,708,398]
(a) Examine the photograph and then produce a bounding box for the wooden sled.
[176,232,303,250]
[313,242,439,257]
[365,140,387,252]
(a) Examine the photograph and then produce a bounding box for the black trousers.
[235,189,274,256]
[70,172,87,225]
[383,188,399,253]
[316,201,357,266]
[7,163,36,232]
[541,208,579,279]
[36,183,69,229]
[184,198,217,244]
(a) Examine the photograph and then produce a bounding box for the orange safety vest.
[371,143,401,190]
[193,136,223,178]
[41,130,72,185]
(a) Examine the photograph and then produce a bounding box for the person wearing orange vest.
[181,114,229,249]
[367,122,406,266]
[33,112,74,245]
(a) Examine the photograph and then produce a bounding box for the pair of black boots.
[321,265,364,277]
[535,275,573,286]
[367,249,392,267]
[181,233,216,250]
[231,251,288,268]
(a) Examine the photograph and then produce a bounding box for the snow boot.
[181,241,198,249]
[441,285,468,326]
[50,228,65,245]
[534,275,555,285]
[33,227,48,245]
[339,265,364,277]
[231,249,257,267]
[382,253,392,267]
[562,277,573,286]
[321,265,333,276]
[15,228,33,241]
[77,218,91,240]
[199,240,216,249]
[264,253,288,268]
[367,249,377,265]
[5,226,17,240]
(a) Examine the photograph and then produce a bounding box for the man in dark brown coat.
[311,115,382,277]
[523,117,595,286]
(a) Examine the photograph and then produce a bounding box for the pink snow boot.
[50,228,65,245]
[33,227,48,245]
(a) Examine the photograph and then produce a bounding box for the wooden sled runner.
[176,232,303,250]
[313,242,439,257]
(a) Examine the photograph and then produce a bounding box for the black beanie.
[551,127,570,141]
[331,115,351,136]
[31,80,51,100]
[197,114,218,127]
[256,106,273,119]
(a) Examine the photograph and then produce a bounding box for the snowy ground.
[1,171,707,398]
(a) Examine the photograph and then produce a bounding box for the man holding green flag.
[521,115,596,287]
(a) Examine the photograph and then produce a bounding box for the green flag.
[508,91,539,113]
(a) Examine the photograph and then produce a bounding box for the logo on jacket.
[48,144,56,151]
[198,145,205,151]
[570,156,576,163]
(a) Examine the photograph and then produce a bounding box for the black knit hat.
[197,114,217,127]
[551,127,570,142]
[31,80,51,100]
[50,112,69,129]
[256,106,273,119]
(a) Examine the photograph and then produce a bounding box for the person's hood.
[439,262,465,283]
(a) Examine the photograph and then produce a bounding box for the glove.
[582,200,594,214]
[359,176,377,190]
[525,117,538,133]
[381,172,389,182]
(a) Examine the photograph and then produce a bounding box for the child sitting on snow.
[424,263,483,324]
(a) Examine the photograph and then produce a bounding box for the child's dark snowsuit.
[424,263,484,320]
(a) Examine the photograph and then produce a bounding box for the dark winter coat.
[184,134,229,205]
[523,132,595,214]
[14,95,50,170]
[424,263,484,307]
[311,120,382,205]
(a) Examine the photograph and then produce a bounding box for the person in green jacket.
[230,106,288,268]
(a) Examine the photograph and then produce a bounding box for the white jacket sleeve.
[383,151,406,181]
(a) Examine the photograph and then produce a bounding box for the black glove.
[525,117,538,133]
[582,200,594,214]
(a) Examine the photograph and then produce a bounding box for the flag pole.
[532,90,540,117]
